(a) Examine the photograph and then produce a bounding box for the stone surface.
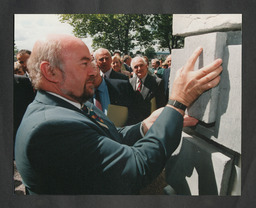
[183,45,241,153]
[214,45,242,153]
[165,133,234,195]
[173,14,242,36]
[169,32,227,123]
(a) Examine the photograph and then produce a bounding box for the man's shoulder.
[110,70,129,80]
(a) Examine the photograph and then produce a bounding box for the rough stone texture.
[165,133,234,195]
[173,14,242,36]
[169,32,227,123]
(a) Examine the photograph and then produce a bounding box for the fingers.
[196,58,223,79]
[201,75,221,91]
[183,47,203,73]
[199,65,223,85]
[183,115,199,127]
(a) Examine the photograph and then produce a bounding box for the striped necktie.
[137,78,142,92]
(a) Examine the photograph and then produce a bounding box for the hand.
[170,47,223,107]
[183,115,198,127]
[142,107,164,134]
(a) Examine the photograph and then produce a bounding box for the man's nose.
[88,66,97,76]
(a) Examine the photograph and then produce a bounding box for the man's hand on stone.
[170,47,223,107]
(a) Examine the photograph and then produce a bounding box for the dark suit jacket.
[13,75,36,138]
[124,63,133,73]
[15,90,183,195]
[128,74,166,124]
[105,78,135,107]
[109,69,129,80]
[162,67,171,103]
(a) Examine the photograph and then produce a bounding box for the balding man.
[94,48,128,80]
[15,34,222,195]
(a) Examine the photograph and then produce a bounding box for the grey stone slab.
[183,45,241,154]
[173,14,242,37]
[186,32,227,123]
[169,32,227,123]
[214,45,242,153]
[165,133,234,195]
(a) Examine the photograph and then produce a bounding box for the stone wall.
[165,14,242,195]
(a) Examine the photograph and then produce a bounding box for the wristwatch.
[168,99,187,111]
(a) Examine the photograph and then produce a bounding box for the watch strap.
[168,99,187,111]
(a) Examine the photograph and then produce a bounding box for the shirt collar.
[137,73,148,83]
[103,68,112,78]
[47,91,82,109]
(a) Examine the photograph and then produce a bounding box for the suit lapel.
[141,75,151,100]
[129,77,137,91]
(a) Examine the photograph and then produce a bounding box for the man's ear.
[40,61,59,83]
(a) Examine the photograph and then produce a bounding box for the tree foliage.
[59,14,153,54]
[150,14,184,53]
[14,43,19,61]
[144,46,156,59]
[58,14,184,55]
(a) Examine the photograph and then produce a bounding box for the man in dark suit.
[16,49,31,77]
[15,34,223,195]
[162,54,172,102]
[13,75,36,138]
[151,58,164,78]
[123,55,133,73]
[94,48,128,80]
[90,61,135,116]
[128,57,166,125]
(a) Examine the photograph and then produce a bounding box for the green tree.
[59,14,153,54]
[150,14,184,53]
[14,43,19,61]
[144,46,156,59]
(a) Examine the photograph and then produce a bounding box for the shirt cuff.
[139,122,145,137]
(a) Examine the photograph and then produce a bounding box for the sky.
[14,14,93,52]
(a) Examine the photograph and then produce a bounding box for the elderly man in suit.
[15,34,222,195]
[128,56,166,124]
[94,48,128,80]
[91,61,135,116]
[162,54,172,102]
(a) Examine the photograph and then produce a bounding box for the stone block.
[214,45,242,153]
[182,45,241,153]
[169,32,227,123]
[173,14,242,36]
[165,133,234,195]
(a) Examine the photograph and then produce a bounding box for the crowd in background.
[14,47,173,131]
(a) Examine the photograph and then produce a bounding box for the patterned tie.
[81,104,107,127]
[95,89,103,111]
[137,78,142,92]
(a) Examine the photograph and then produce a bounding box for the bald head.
[27,34,91,91]
[166,54,172,67]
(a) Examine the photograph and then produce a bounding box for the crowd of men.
[13,34,222,195]
[14,47,173,129]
